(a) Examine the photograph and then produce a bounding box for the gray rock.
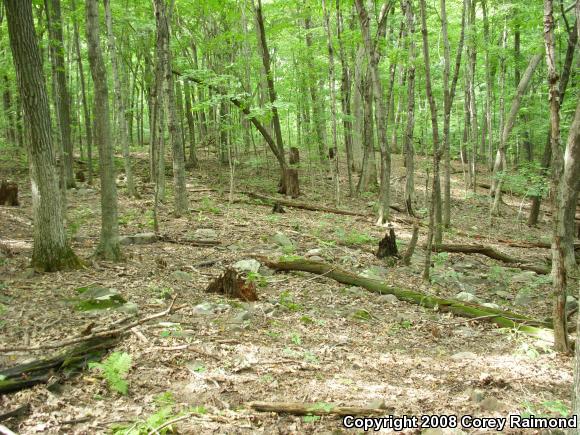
[80,286,119,300]
[192,228,218,240]
[511,271,537,284]
[495,290,511,299]
[258,266,275,276]
[455,292,481,303]
[271,232,293,248]
[233,259,261,273]
[119,232,157,246]
[233,310,252,323]
[454,262,477,272]
[305,248,322,257]
[346,286,366,297]
[192,302,217,315]
[361,266,389,280]
[482,302,500,310]
[117,302,139,314]
[451,351,478,360]
[377,294,399,304]
[171,270,192,282]
[514,289,532,306]
[367,399,388,410]
[309,256,324,262]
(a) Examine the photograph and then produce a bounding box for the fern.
[89,352,132,395]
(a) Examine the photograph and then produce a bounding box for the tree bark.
[543,0,568,353]
[403,0,416,216]
[4,0,79,272]
[104,0,136,198]
[86,0,121,261]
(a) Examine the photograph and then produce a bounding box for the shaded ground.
[0,152,574,434]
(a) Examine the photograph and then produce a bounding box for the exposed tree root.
[259,257,553,340]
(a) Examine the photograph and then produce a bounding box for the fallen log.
[259,258,553,339]
[249,401,387,417]
[432,244,550,274]
[0,336,120,394]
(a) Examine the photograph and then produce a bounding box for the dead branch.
[248,401,388,416]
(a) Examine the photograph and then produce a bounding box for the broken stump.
[376,226,399,259]
[206,268,258,301]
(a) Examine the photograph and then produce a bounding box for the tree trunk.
[419,0,442,282]
[355,0,393,225]
[48,0,75,189]
[4,0,79,272]
[184,82,199,168]
[491,53,542,215]
[543,0,568,353]
[403,0,416,216]
[71,0,93,185]
[104,0,136,198]
[86,0,121,261]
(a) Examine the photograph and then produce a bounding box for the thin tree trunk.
[104,0,136,198]
[403,0,416,216]
[184,82,199,168]
[86,0,121,261]
[4,0,79,271]
[491,53,542,215]
[419,0,442,282]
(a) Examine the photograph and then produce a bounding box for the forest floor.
[0,150,575,434]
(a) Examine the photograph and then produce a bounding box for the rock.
[479,396,500,412]
[75,286,126,311]
[79,286,119,300]
[367,399,388,410]
[451,351,478,361]
[468,388,485,403]
[305,248,322,257]
[346,286,366,297]
[233,259,261,273]
[482,302,500,310]
[514,289,532,306]
[361,266,388,280]
[511,271,537,284]
[377,294,399,304]
[171,270,192,282]
[258,266,275,276]
[76,188,95,195]
[339,255,356,264]
[233,310,252,323]
[495,290,511,299]
[119,232,158,246]
[20,268,35,279]
[455,292,481,303]
[192,228,218,240]
[566,296,578,312]
[454,262,477,272]
[309,256,324,262]
[117,302,139,314]
[192,302,217,315]
[271,232,293,248]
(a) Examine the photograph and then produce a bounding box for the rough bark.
[4,0,79,272]
[419,0,442,281]
[403,0,416,216]
[48,0,74,188]
[154,0,189,216]
[543,0,568,353]
[86,0,121,261]
[249,401,386,417]
[104,0,136,198]
[183,82,199,168]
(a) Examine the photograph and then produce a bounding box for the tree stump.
[206,268,258,301]
[272,203,286,213]
[75,170,86,183]
[328,147,336,160]
[0,181,19,206]
[278,168,300,198]
[376,226,399,258]
[289,147,300,165]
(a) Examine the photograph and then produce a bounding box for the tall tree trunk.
[419,0,442,282]
[2,75,17,146]
[543,0,568,353]
[71,0,92,185]
[355,0,392,225]
[528,20,577,226]
[491,53,542,215]
[86,0,121,261]
[104,0,136,198]
[322,0,340,205]
[4,0,79,272]
[184,82,199,168]
[481,0,494,173]
[48,0,75,188]
[442,0,466,228]
[336,0,354,197]
[403,0,416,216]
[304,13,327,163]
